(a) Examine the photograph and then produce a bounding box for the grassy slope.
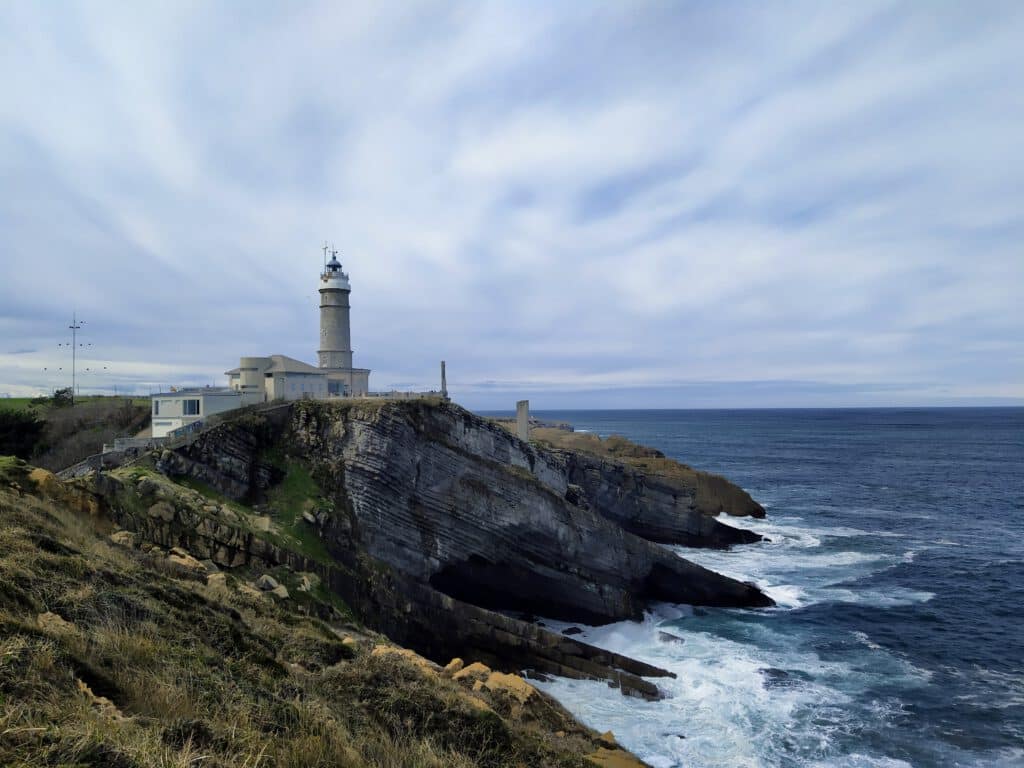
[0,457,645,768]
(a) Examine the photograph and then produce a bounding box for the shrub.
[52,387,74,408]
[0,410,45,459]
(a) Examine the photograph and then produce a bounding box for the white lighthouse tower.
[317,247,371,396]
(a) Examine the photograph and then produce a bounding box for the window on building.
[153,400,160,415]
[183,399,200,416]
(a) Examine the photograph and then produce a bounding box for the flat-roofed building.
[225,354,329,401]
[151,388,262,438]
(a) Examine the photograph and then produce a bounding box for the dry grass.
[0,459,611,768]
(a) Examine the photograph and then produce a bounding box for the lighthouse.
[318,250,353,370]
[317,248,371,396]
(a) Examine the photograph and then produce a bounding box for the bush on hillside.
[31,398,149,471]
[52,387,75,407]
[0,410,45,459]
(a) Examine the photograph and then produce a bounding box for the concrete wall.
[326,368,370,397]
[239,357,270,392]
[276,372,328,400]
[264,372,328,401]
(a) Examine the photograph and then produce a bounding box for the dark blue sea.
[483,408,1024,768]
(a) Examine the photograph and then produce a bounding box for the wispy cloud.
[1,1,1021,406]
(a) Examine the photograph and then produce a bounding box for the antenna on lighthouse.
[322,241,328,269]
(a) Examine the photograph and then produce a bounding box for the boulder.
[255,574,279,591]
[136,476,161,497]
[295,572,319,592]
[598,731,618,748]
[443,658,465,675]
[482,671,536,704]
[452,661,491,685]
[370,645,438,674]
[168,552,206,573]
[109,530,137,548]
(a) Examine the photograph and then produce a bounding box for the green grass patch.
[0,398,38,412]
[265,459,333,564]
[310,581,355,621]
[0,455,30,483]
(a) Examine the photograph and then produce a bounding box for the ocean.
[497,408,1024,768]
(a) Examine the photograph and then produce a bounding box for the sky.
[1,1,1022,409]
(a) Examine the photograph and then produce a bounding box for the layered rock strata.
[281,400,771,621]
[558,451,763,547]
[74,399,772,698]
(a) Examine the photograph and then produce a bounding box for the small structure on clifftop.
[516,400,530,441]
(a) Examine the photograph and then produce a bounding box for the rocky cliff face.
[281,400,770,624]
[558,451,763,548]
[78,399,771,698]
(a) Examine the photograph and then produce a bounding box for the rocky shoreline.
[55,399,771,702]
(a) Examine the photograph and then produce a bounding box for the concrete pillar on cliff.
[441,361,448,400]
[516,400,529,442]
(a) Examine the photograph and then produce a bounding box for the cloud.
[0,1,1021,406]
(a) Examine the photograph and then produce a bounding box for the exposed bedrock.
[559,452,763,548]
[162,401,772,622]
[281,400,771,622]
[103,399,775,697]
[58,470,671,699]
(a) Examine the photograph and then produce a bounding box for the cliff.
[36,399,772,701]
[530,427,766,520]
[0,456,648,768]
[281,401,769,617]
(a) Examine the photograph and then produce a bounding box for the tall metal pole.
[68,312,82,405]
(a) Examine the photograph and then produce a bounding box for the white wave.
[808,756,913,768]
[853,631,883,652]
[535,498,956,766]
[533,612,927,768]
[762,582,805,608]
[828,587,935,608]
